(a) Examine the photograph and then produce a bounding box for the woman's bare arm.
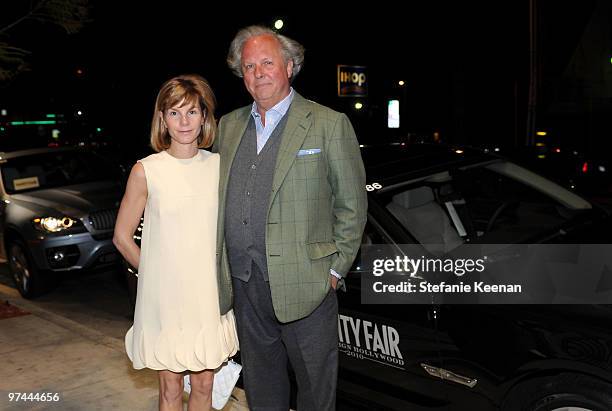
[113,163,147,269]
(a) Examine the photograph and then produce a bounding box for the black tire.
[502,373,612,411]
[7,240,47,298]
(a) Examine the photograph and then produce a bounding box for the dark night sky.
[0,1,602,156]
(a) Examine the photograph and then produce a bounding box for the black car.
[125,143,612,410]
[338,143,612,410]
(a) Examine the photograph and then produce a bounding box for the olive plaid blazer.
[214,92,367,322]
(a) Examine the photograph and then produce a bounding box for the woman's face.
[161,100,204,147]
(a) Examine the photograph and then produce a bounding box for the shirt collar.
[250,87,295,119]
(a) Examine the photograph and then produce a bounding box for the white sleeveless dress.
[125,149,238,372]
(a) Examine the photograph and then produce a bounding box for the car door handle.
[420,363,478,388]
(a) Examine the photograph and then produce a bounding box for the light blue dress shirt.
[250,88,295,154]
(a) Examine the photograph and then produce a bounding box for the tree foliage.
[0,0,90,83]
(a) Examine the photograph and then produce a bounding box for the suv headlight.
[33,216,81,233]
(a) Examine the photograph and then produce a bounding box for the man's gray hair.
[227,25,305,82]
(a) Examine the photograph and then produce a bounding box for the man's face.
[241,34,293,111]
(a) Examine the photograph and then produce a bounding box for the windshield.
[1,150,119,194]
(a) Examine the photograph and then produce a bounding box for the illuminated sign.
[388,100,400,128]
[10,120,57,125]
[337,65,368,97]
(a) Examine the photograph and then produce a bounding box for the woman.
[113,74,238,411]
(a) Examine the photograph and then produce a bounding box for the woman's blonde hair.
[150,74,217,152]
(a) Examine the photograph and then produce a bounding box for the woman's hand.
[113,163,147,269]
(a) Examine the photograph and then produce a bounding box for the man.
[214,25,367,411]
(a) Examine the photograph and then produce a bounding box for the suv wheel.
[502,373,612,411]
[7,240,45,298]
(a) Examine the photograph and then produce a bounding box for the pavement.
[0,284,249,411]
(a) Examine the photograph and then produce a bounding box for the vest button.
[251,164,257,169]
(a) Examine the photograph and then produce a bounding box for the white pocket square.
[297,149,321,156]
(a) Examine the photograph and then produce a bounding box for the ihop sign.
[337,65,368,97]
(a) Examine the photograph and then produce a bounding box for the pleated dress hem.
[125,310,239,373]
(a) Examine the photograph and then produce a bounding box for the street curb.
[0,285,125,353]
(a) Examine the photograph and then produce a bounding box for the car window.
[383,184,465,255]
[377,161,586,249]
[1,151,118,194]
[454,164,579,243]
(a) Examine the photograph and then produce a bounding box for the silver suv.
[0,147,123,297]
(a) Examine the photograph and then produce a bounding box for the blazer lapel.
[270,93,312,195]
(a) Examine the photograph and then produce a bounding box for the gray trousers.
[232,264,338,411]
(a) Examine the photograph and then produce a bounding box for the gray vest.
[225,114,288,281]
